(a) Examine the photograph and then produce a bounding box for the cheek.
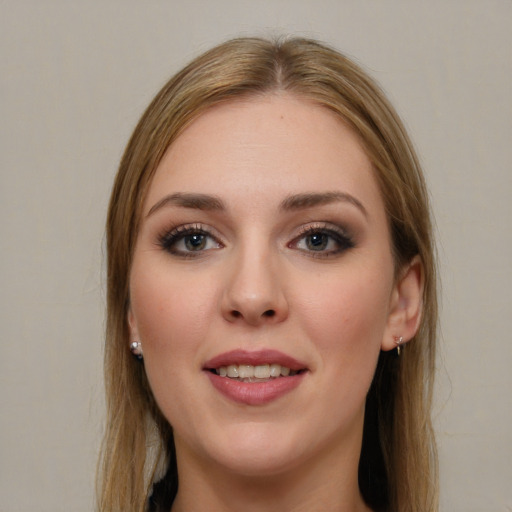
[129,263,220,424]
[295,266,392,366]
[129,263,218,354]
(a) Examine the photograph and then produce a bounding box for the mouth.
[203,348,308,378]
[203,349,308,405]
[211,363,303,382]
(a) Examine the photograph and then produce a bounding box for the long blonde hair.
[98,37,438,512]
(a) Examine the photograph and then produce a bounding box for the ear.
[381,255,424,351]
[127,307,140,342]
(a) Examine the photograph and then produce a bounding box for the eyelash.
[157,222,355,258]
[289,223,355,258]
[157,224,223,258]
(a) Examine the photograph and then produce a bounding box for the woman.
[98,37,438,512]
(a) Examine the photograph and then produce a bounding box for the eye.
[290,224,354,257]
[158,224,222,256]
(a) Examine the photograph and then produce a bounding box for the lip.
[203,349,306,371]
[203,349,308,406]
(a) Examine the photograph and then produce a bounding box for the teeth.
[238,365,254,379]
[269,364,281,377]
[227,365,239,378]
[254,364,270,379]
[215,363,299,380]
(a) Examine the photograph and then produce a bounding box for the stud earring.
[130,341,143,360]
[394,336,403,356]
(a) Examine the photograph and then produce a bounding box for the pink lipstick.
[203,349,308,406]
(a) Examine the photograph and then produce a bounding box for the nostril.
[228,308,277,322]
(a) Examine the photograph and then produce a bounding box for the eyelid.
[289,221,355,257]
[294,221,351,239]
[157,222,224,256]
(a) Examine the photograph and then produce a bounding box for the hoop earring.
[130,341,143,360]
[394,336,403,356]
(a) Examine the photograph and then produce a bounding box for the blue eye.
[303,232,330,251]
[183,233,208,251]
[159,225,222,256]
[292,225,354,256]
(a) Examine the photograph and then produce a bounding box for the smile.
[215,363,299,380]
[204,349,308,405]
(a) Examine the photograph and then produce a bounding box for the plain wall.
[1,1,510,510]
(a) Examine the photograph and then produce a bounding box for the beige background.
[1,1,511,511]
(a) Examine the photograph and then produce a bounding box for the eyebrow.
[147,191,367,218]
[280,192,367,217]
[147,192,225,217]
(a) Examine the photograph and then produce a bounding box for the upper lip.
[203,349,307,372]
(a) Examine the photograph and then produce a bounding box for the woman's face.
[128,94,401,476]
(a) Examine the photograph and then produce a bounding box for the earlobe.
[382,256,424,351]
[127,308,144,359]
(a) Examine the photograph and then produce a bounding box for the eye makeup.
[289,222,355,258]
[157,223,223,257]
[155,218,355,261]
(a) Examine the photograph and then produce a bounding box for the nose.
[221,245,289,326]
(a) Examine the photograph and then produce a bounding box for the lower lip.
[206,372,306,406]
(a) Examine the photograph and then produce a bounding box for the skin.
[128,93,423,512]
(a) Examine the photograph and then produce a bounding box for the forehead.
[144,94,384,216]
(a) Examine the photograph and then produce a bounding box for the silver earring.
[394,336,403,356]
[130,341,143,360]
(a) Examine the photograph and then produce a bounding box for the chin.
[211,444,305,478]
[177,420,309,477]
[223,421,352,481]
